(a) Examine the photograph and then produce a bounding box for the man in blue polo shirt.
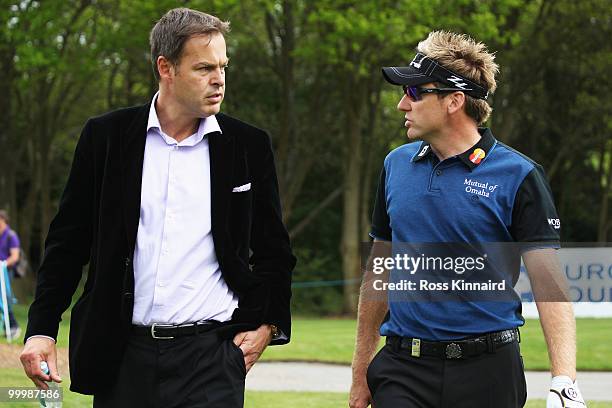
[349,31,586,408]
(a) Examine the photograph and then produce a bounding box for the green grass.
[0,367,339,407]
[247,391,348,407]
[1,367,611,408]
[263,318,360,364]
[1,367,611,407]
[1,304,71,347]
[0,367,92,407]
[4,305,612,370]
[262,317,612,371]
[521,317,612,371]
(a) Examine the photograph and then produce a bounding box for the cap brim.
[382,66,434,87]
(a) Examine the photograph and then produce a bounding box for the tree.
[497,0,612,242]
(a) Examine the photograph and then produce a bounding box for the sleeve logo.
[547,218,561,229]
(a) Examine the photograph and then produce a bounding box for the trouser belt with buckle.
[132,320,220,339]
[386,328,520,359]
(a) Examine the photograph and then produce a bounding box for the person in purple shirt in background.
[0,209,21,339]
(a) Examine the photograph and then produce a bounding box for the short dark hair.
[150,8,230,81]
[0,210,9,223]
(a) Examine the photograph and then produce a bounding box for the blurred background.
[0,0,612,315]
[1,0,610,315]
[0,0,610,405]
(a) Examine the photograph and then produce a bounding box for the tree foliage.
[1,0,609,313]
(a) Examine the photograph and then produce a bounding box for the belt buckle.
[151,323,175,339]
[445,342,462,359]
[411,338,421,357]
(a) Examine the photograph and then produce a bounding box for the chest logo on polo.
[464,178,498,198]
[469,148,486,164]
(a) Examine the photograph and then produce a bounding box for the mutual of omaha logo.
[464,178,498,198]
[469,148,486,164]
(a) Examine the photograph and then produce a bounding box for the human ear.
[447,92,465,115]
[157,56,175,80]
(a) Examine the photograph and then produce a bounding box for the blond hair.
[417,31,498,125]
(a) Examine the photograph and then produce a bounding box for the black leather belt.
[386,328,520,359]
[132,321,220,339]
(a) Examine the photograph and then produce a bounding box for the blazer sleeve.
[25,120,95,341]
[249,132,296,345]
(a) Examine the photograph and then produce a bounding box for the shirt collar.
[146,92,162,133]
[147,92,222,146]
[411,128,496,171]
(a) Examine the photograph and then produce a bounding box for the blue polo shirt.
[370,128,560,340]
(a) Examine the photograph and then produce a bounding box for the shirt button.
[436,169,442,176]
[158,282,165,287]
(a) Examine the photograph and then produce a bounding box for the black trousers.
[93,328,246,408]
[367,340,527,408]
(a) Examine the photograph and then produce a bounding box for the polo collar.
[457,128,496,170]
[411,128,496,171]
[412,142,433,162]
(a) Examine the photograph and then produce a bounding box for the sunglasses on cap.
[402,85,465,102]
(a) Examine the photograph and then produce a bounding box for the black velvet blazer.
[25,103,296,394]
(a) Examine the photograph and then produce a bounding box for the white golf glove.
[547,375,586,407]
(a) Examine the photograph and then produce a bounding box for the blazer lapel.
[120,103,150,255]
[209,115,234,257]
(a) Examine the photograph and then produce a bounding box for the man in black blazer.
[20,8,295,407]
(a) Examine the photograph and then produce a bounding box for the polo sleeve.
[370,166,392,241]
[510,165,560,245]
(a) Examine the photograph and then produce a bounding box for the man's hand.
[19,337,62,390]
[233,324,273,372]
[349,379,373,408]
[547,375,586,407]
